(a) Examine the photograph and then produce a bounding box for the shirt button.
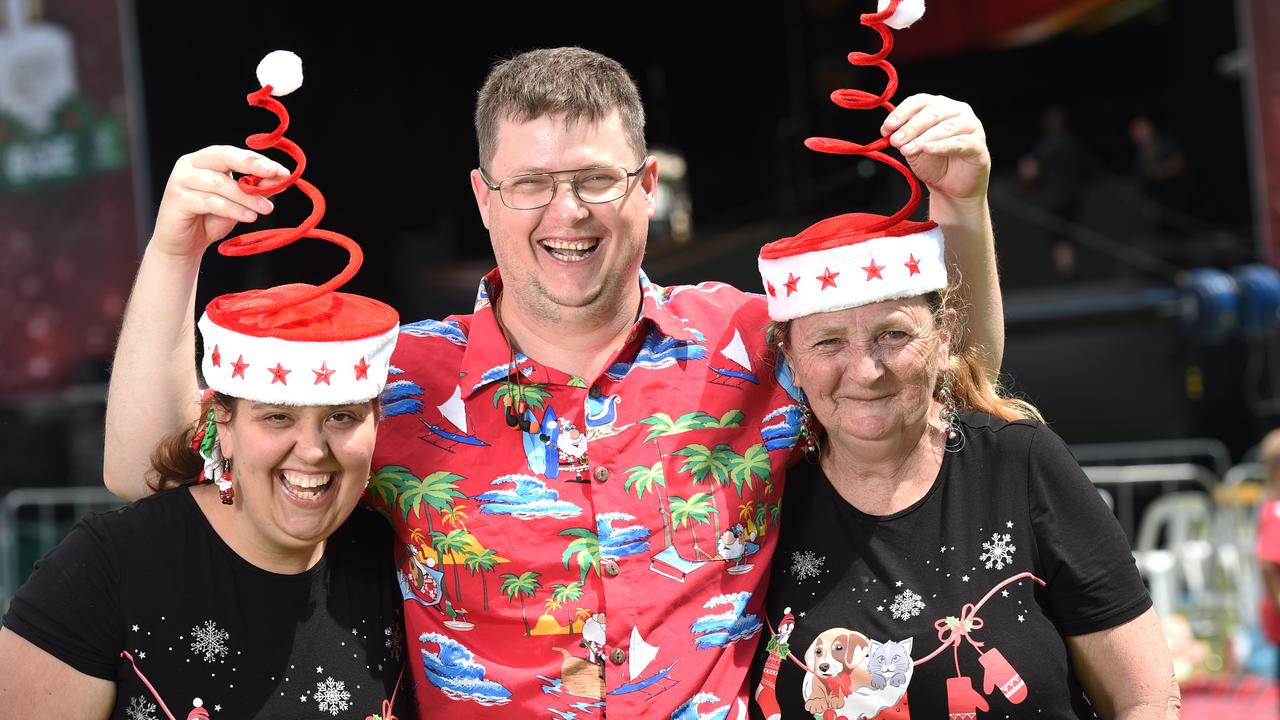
[610,648,627,665]
[602,558,620,576]
[589,385,603,398]
[593,466,609,483]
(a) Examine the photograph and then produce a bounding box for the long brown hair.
[927,286,1043,423]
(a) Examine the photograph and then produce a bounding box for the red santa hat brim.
[759,214,946,322]
[199,285,398,405]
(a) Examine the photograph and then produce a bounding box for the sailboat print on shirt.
[419,386,490,452]
[607,626,680,700]
[709,329,760,388]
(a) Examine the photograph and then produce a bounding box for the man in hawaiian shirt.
[103,47,1002,717]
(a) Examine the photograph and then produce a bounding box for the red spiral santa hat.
[198,51,398,406]
[758,0,945,322]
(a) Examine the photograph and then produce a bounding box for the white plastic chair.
[1133,491,1213,618]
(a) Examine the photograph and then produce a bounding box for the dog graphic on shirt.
[802,628,873,714]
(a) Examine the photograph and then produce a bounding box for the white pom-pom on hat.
[256,50,303,96]
[878,0,925,29]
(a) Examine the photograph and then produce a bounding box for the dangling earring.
[938,375,965,453]
[218,458,235,505]
[193,405,235,505]
[799,404,821,461]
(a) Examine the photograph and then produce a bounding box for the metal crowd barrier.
[0,487,124,613]
[1082,463,1218,542]
[1072,438,1233,479]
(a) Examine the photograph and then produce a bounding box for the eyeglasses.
[478,159,649,210]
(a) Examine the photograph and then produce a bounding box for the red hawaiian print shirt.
[367,269,805,718]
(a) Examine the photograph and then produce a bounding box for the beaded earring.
[938,375,965,453]
[799,404,821,461]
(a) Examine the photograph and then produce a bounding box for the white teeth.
[282,471,332,489]
[541,239,598,263]
[541,239,598,251]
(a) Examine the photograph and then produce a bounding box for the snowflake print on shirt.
[315,676,352,716]
[980,531,1017,570]
[890,589,925,620]
[789,549,826,581]
[126,696,158,720]
[189,619,229,662]
[385,624,402,662]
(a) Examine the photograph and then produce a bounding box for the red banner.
[893,0,1143,60]
[0,0,138,396]
[1244,0,1280,264]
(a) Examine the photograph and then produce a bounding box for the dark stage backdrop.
[122,0,1263,458]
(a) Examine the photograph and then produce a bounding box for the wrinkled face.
[219,400,377,560]
[784,297,948,446]
[470,111,657,325]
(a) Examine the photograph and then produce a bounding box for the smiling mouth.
[279,470,334,502]
[539,238,599,263]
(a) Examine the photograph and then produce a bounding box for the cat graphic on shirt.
[867,638,913,690]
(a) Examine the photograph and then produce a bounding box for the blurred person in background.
[1019,107,1093,280]
[1253,428,1280,706]
[1129,114,1192,240]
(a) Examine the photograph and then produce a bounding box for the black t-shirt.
[750,412,1150,720]
[4,486,411,719]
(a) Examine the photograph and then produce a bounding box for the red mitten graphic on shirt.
[946,676,988,720]
[979,647,1027,704]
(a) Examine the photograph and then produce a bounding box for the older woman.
[0,53,411,720]
[748,4,1177,720]
[751,278,1177,719]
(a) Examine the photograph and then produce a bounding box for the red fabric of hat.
[759,0,945,322]
[198,51,398,406]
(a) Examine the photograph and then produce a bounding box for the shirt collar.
[636,269,700,343]
[459,268,695,399]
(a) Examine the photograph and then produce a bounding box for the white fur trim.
[878,0,925,29]
[256,50,303,96]
[198,314,397,405]
[759,226,946,321]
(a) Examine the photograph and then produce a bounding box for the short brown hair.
[475,47,646,169]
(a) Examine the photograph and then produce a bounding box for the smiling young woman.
[149,395,381,574]
[0,52,413,720]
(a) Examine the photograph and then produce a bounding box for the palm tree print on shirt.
[499,571,542,636]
